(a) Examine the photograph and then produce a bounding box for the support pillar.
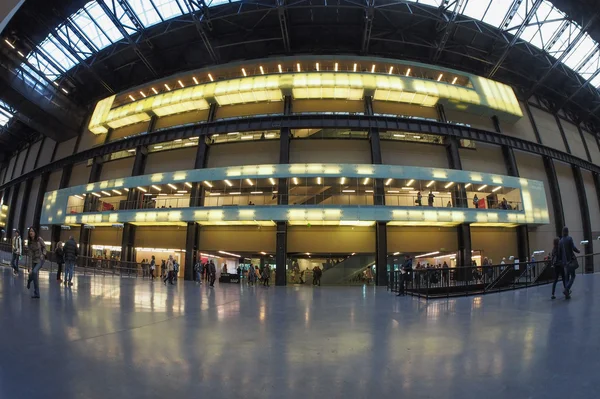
[18,179,33,234]
[542,156,565,238]
[79,225,92,262]
[572,166,594,273]
[444,136,467,207]
[6,183,20,239]
[368,128,385,205]
[275,221,287,286]
[32,172,50,231]
[51,225,61,249]
[375,221,387,286]
[120,224,135,263]
[436,103,447,123]
[184,222,199,281]
[457,224,472,268]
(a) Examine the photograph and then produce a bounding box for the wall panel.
[144,147,198,174]
[46,170,62,192]
[207,141,280,168]
[555,161,584,246]
[68,162,90,187]
[561,121,587,160]
[12,183,26,231]
[99,157,135,181]
[199,226,276,252]
[37,138,56,168]
[530,107,565,152]
[387,227,457,252]
[4,155,16,183]
[582,170,600,235]
[501,102,538,143]
[23,140,41,173]
[459,143,507,175]
[78,128,105,152]
[90,227,123,246]
[53,137,77,161]
[471,227,518,263]
[583,131,600,165]
[135,226,187,249]
[60,228,80,244]
[445,109,495,131]
[381,142,448,168]
[287,226,374,253]
[13,148,27,177]
[514,150,556,252]
[24,177,40,228]
[290,140,371,164]
[372,101,437,119]
[216,102,283,120]
[293,99,363,114]
[154,110,209,131]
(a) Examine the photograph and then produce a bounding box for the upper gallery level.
[88,56,523,134]
[41,163,549,228]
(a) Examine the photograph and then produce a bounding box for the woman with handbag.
[26,227,47,299]
[550,237,566,299]
[558,226,580,299]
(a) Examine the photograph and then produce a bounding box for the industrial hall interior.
[0,0,600,397]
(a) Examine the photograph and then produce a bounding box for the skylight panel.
[72,1,123,50]
[126,0,162,27]
[563,33,596,71]
[153,0,184,21]
[39,35,77,72]
[56,24,95,55]
[460,0,492,21]
[481,1,514,27]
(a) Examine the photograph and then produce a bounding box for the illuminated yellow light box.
[89,71,523,134]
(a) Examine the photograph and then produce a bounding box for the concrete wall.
[387,227,458,252]
[582,170,600,236]
[471,227,518,262]
[46,170,62,192]
[501,102,538,143]
[583,130,600,164]
[13,147,27,177]
[23,140,41,173]
[459,143,507,175]
[199,226,276,252]
[530,107,565,152]
[53,137,77,162]
[145,147,197,174]
[561,120,587,160]
[381,142,448,168]
[111,121,151,141]
[68,162,90,187]
[24,177,40,228]
[99,157,135,181]
[445,109,495,131]
[289,140,371,164]
[555,161,584,246]
[207,141,280,168]
[36,138,56,169]
[287,226,374,253]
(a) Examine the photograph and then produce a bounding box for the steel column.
[275,221,287,286]
[543,156,565,238]
[32,172,49,230]
[120,224,135,263]
[553,114,572,154]
[375,221,387,286]
[571,165,594,273]
[5,182,19,239]
[184,222,199,281]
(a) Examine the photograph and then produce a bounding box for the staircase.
[320,255,376,285]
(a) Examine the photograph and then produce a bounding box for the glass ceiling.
[13,0,600,93]
[0,100,15,127]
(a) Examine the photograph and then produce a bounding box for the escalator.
[320,254,376,285]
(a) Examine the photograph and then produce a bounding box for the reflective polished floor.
[1,266,600,399]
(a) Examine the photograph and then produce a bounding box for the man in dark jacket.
[62,236,79,287]
[208,260,216,287]
[558,226,580,299]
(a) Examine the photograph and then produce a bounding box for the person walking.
[163,256,174,285]
[55,241,64,283]
[208,260,216,287]
[247,263,256,286]
[416,191,422,206]
[428,190,435,207]
[150,255,156,281]
[473,194,479,208]
[312,265,321,286]
[194,260,203,284]
[62,235,78,287]
[550,237,566,300]
[172,259,179,282]
[558,226,580,299]
[11,229,22,276]
[26,227,46,299]
[397,255,413,296]
[262,264,271,287]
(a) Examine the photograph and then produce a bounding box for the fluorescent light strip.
[204,181,213,188]
[151,185,162,191]
[401,187,412,190]
[91,192,101,197]
[317,177,322,184]
[259,66,264,74]
[278,64,282,73]
[405,68,411,76]
[137,187,147,192]
[128,95,135,101]
[112,190,122,195]
[426,181,435,187]
[371,64,376,73]
[251,191,263,194]
[151,87,158,94]
[178,80,184,88]
[478,185,487,191]
[185,182,193,188]
[168,184,177,190]
[334,62,338,71]
[164,83,171,91]
[385,178,392,185]
[492,186,502,192]
[388,66,394,74]
[342,189,356,193]
[363,178,370,185]
[452,77,458,85]
[246,179,253,186]
[269,178,276,185]
[193,77,199,84]
[415,251,440,258]
[139,91,146,98]
[219,250,241,258]
[296,63,301,72]
[293,177,299,185]
[444,182,454,189]
[315,62,319,71]
[224,180,233,187]
[406,179,414,186]
[353,63,357,72]
[208,73,214,82]
[341,177,346,184]
[229,192,241,195]
[437,74,443,81]
[465,183,471,188]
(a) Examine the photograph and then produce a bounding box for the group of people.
[244,263,271,286]
[10,227,78,299]
[193,259,217,287]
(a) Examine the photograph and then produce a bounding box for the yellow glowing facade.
[88,68,522,134]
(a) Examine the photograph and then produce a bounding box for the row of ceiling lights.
[3,38,70,95]
[126,62,462,102]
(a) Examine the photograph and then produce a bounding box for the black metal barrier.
[388,253,600,299]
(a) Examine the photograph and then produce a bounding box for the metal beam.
[361,0,375,54]
[183,0,218,63]
[488,0,544,78]
[278,0,291,53]
[525,14,598,98]
[558,68,600,111]
[96,0,158,77]
[432,0,464,63]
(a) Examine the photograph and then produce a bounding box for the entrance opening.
[287,252,376,285]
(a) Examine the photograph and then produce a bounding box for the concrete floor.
[1,266,599,399]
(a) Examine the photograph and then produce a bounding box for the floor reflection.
[1,266,599,399]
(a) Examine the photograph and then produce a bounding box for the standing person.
[62,235,78,287]
[312,265,321,286]
[416,191,422,206]
[150,255,156,281]
[473,194,479,208]
[172,259,179,282]
[428,190,435,207]
[55,241,64,283]
[163,256,174,285]
[558,226,580,299]
[247,263,256,286]
[262,264,271,287]
[550,237,566,300]
[194,260,202,284]
[208,260,216,287]
[26,227,46,299]
[160,260,166,279]
[11,229,22,276]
